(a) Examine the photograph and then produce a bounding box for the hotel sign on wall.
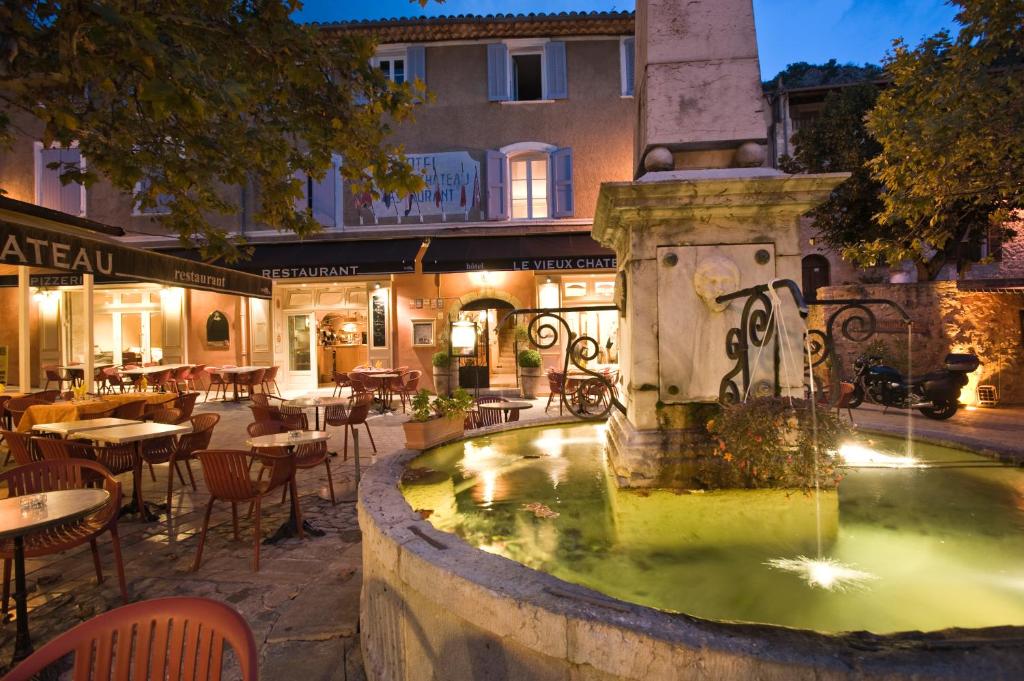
[361,152,480,223]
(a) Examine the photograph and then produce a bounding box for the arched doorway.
[801,255,831,302]
[458,297,516,389]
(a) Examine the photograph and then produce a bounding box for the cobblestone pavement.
[0,391,558,679]
[848,403,1024,462]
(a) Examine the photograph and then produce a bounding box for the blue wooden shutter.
[623,38,635,96]
[311,157,340,227]
[485,150,508,220]
[544,41,568,100]
[487,43,509,101]
[550,147,573,218]
[406,46,426,85]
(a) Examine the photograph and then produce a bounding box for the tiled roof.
[314,11,635,43]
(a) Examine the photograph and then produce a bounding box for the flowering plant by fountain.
[702,397,848,491]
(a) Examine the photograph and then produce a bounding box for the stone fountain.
[592,0,846,488]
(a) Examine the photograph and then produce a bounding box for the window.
[487,41,567,102]
[375,56,405,84]
[620,37,635,97]
[34,143,85,216]
[294,154,342,228]
[510,154,548,219]
[132,177,172,216]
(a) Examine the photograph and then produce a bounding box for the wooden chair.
[150,369,175,393]
[395,370,422,413]
[41,365,70,393]
[186,363,208,392]
[193,448,297,572]
[324,393,376,460]
[101,366,128,393]
[545,369,572,415]
[6,396,43,430]
[32,390,61,404]
[165,414,219,534]
[174,391,200,422]
[0,459,127,620]
[1,429,38,466]
[249,404,307,431]
[205,367,230,402]
[112,399,147,421]
[150,407,183,425]
[474,396,505,428]
[332,371,351,397]
[262,366,281,396]
[4,596,258,681]
[171,365,191,392]
[0,394,11,430]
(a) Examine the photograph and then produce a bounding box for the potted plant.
[431,350,452,396]
[517,349,543,398]
[403,388,474,450]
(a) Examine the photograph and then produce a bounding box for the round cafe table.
[247,430,331,544]
[0,489,110,664]
[478,400,533,422]
[364,373,400,414]
[281,396,347,431]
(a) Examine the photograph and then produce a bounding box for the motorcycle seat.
[903,370,949,386]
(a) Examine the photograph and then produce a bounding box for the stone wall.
[813,282,1024,404]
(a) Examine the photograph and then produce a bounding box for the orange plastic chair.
[0,459,127,620]
[112,399,147,421]
[262,366,281,396]
[474,396,505,428]
[174,391,200,421]
[324,393,376,460]
[164,413,219,534]
[4,596,258,681]
[1,429,38,466]
[193,449,296,572]
[6,397,44,430]
[332,371,351,397]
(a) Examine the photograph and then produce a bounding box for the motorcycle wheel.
[919,401,958,420]
[846,384,864,409]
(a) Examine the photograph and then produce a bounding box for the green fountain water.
[403,423,1024,634]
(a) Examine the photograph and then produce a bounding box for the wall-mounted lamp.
[450,319,478,358]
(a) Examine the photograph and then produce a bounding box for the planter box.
[403,415,465,450]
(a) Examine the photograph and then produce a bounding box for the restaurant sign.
[0,219,272,299]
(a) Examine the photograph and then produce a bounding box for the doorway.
[801,255,831,302]
[458,298,516,389]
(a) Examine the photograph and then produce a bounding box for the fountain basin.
[359,421,1024,680]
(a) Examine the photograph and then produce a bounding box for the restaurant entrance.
[457,298,516,390]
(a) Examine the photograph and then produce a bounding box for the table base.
[11,536,31,664]
[263,518,325,545]
[120,499,166,523]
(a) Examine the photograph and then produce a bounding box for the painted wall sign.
[358,152,480,223]
[0,219,272,298]
[206,310,230,346]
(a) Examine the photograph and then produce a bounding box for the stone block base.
[606,409,714,488]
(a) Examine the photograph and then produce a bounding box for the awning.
[0,216,272,299]
[421,234,616,273]
[165,238,423,279]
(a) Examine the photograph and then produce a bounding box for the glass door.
[286,313,315,390]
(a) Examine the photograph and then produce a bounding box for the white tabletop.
[247,430,331,448]
[121,364,191,376]
[283,396,348,409]
[72,421,190,444]
[478,401,534,410]
[0,489,110,540]
[33,417,142,435]
[218,366,270,374]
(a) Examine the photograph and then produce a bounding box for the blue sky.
[294,0,960,79]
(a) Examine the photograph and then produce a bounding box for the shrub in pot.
[403,388,474,450]
[517,349,543,399]
[431,350,452,396]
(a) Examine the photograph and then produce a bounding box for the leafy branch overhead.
[0,0,430,261]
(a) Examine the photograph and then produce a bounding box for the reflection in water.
[838,442,921,468]
[404,423,1024,633]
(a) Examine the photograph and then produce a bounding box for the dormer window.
[374,55,405,84]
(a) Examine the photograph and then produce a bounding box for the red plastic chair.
[324,393,376,460]
[4,596,258,681]
[1,429,38,466]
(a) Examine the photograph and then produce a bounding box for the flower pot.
[520,366,543,399]
[403,415,465,451]
[432,366,451,396]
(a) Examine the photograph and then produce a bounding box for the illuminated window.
[510,155,548,219]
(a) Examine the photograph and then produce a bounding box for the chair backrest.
[173,366,191,380]
[249,369,266,384]
[1,456,116,499]
[251,393,274,408]
[323,403,348,426]
[192,412,221,433]
[176,413,221,457]
[112,399,147,420]
[404,371,422,391]
[547,371,565,393]
[83,405,118,420]
[175,391,200,420]
[345,393,374,424]
[150,407,183,424]
[33,436,95,462]
[247,421,287,438]
[33,390,61,404]
[349,374,367,392]
[197,449,288,503]
[475,397,504,427]
[42,365,61,381]
[248,405,280,423]
[264,366,279,381]
[7,396,43,428]
[4,596,258,681]
[1,429,38,465]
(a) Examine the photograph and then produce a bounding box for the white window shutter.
[550,147,573,218]
[406,46,426,85]
[487,43,510,102]
[38,147,83,215]
[623,38,635,96]
[311,157,341,227]
[485,150,508,220]
[59,148,83,215]
[544,42,568,100]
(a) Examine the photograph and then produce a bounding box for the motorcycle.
[846,352,979,420]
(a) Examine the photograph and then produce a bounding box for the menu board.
[371,295,387,348]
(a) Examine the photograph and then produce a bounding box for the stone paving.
[0,390,558,680]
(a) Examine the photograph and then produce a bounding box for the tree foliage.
[866,0,1023,275]
[0,0,429,261]
[765,59,882,90]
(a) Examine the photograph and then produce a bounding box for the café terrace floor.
[1,391,1021,680]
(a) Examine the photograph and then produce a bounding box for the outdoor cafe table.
[15,392,177,432]
[361,372,399,414]
[478,400,533,422]
[32,417,142,437]
[282,395,348,430]
[119,363,192,377]
[217,366,272,401]
[0,488,109,664]
[246,430,331,543]
[72,422,190,522]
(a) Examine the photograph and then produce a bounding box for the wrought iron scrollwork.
[500,306,626,420]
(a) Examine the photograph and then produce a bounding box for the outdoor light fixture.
[374,282,381,290]
[450,319,478,357]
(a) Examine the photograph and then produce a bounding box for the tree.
[0,1,428,261]
[765,59,882,89]
[866,0,1023,276]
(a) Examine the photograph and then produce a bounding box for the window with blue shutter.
[406,46,426,86]
[38,146,84,216]
[485,150,508,220]
[550,147,574,218]
[622,37,635,96]
[294,156,341,228]
[487,43,510,101]
[544,42,568,100]
[133,176,173,215]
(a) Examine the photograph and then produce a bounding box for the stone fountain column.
[593,0,846,488]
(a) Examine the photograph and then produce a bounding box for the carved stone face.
[694,255,741,313]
